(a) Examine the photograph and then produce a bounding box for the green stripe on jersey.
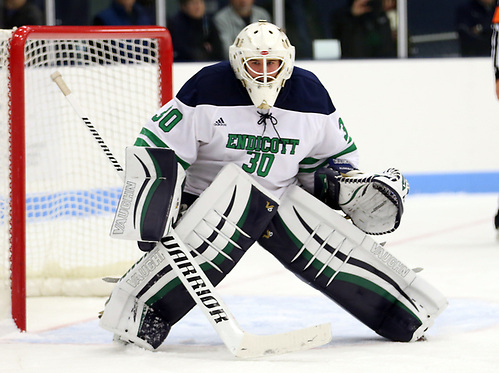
[331,143,357,159]
[298,142,358,174]
[134,128,190,170]
[298,158,329,174]
[136,127,168,148]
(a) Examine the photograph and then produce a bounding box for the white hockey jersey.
[135,61,359,198]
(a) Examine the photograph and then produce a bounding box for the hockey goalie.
[99,21,447,352]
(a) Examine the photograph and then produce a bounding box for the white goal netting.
[0,27,172,323]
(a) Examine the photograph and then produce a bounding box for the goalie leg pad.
[258,185,447,342]
[151,164,279,325]
[101,164,278,348]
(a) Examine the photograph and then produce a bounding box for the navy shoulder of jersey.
[275,66,336,115]
[176,61,336,115]
[176,61,252,107]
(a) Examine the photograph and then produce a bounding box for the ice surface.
[1,193,499,373]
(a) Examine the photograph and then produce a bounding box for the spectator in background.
[1,0,43,29]
[54,1,90,26]
[137,0,156,23]
[283,0,314,59]
[213,0,271,58]
[169,0,222,62]
[383,0,397,42]
[330,0,396,59]
[248,0,316,59]
[93,0,153,26]
[457,0,495,57]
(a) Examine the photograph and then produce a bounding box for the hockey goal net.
[0,26,173,331]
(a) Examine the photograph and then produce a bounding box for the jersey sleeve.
[134,62,246,174]
[280,67,359,193]
[134,97,213,171]
[296,110,359,193]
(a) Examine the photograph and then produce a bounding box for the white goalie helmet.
[229,20,295,109]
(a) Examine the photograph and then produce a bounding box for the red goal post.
[0,26,173,331]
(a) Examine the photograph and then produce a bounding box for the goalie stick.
[50,71,332,358]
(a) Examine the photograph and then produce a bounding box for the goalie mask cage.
[0,26,173,331]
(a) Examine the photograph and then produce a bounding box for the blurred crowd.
[0,0,497,61]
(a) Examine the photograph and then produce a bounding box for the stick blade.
[234,323,332,359]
